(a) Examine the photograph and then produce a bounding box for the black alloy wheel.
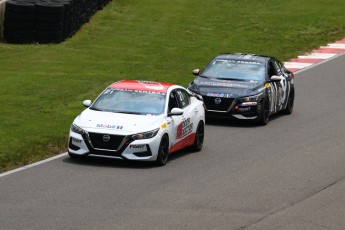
[155,135,169,166]
[258,98,270,126]
[191,121,204,152]
[283,89,294,115]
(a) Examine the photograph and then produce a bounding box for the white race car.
[68,80,205,166]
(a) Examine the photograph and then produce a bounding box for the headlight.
[241,93,263,102]
[71,124,85,134]
[132,128,159,140]
[187,88,203,101]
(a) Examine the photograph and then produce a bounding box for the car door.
[268,59,285,113]
[276,60,292,110]
[168,89,194,153]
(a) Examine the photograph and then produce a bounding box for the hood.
[189,77,265,98]
[74,109,164,135]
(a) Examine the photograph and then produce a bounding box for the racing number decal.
[176,118,193,139]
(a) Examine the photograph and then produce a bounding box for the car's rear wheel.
[190,121,204,152]
[283,89,294,114]
[258,98,270,126]
[155,135,169,166]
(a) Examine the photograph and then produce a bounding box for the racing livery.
[188,53,295,125]
[68,80,205,166]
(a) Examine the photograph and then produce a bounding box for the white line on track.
[0,152,67,178]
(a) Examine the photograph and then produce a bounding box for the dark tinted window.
[176,89,190,108]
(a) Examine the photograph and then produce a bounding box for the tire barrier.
[4,0,35,43]
[1,0,112,44]
[0,0,7,39]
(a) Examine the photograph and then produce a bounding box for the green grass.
[1,0,345,172]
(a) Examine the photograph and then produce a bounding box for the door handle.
[194,108,198,112]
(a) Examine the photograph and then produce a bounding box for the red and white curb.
[284,38,345,73]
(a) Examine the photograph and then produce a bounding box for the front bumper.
[68,130,161,161]
[204,98,260,120]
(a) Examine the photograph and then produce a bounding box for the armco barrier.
[2,0,112,44]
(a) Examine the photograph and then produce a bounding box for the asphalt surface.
[1,54,345,230]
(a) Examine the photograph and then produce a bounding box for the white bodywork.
[68,81,205,162]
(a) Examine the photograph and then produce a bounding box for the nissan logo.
[103,134,111,142]
[215,98,222,104]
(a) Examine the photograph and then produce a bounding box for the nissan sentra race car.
[68,80,205,166]
[188,53,295,125]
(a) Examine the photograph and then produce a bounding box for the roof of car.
[215,53,271,63]
[109,80,175,93]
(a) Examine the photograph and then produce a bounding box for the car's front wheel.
[258,98,270,126]
[190,121,204,152]
[155,135,169,166]
[283,89,294,114]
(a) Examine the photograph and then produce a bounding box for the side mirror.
[270,75,281,82]
[192,69,200,76]
[169,108,184,116]
[83,100,92,107]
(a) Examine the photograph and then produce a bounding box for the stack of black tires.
[3,0,111,44]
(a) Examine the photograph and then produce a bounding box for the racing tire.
[155,135,169,166]
[258,98,270,126]
[282,89,294,115]
[190,121,204,152]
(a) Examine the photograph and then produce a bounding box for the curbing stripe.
[284,39,345,73]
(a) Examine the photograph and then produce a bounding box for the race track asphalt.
[1,53,345,230]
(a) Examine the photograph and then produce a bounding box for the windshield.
[200,59,266,81]
[90,88,166,115]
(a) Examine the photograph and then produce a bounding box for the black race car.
[188,53,295,125]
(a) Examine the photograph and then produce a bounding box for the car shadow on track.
[205,112,285,128]
[63,148,194,169]
[63,156,158,169]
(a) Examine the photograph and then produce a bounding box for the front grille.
[202,96,235,112]
[88,133,126,151]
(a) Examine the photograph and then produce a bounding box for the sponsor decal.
[216,59,261,65]
[130,144,146,149]
[161,122,167,129]
[238,107,251,112]
[72,137,82,144]
[138,81,164,91]
[200,81,250,88]
[176,118,193,139]
[96,124,123,129]
[107,88,166,95]
[206,92,233,98]
[235,106,252,113]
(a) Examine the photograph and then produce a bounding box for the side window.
[168,91,180,112]
[176,89,190,108]
[268,61,279,77]
[273,60,283,75]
